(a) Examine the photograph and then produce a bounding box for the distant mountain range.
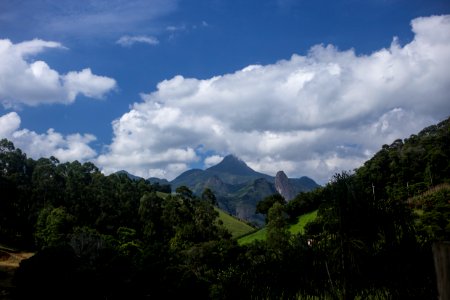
[118,155,319,225]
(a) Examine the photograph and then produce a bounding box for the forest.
[0,116,449,299]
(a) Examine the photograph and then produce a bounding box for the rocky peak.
[275,171,296,201]
[205,175,224,187]
[206,154,256,176]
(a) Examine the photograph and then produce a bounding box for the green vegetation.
[0,116,449,299]
[410,184,450,241]
[135,191,254,239]
[156,191,170,199]
[238,227,267,245]
[289,210,318,234]
[215,208,255,238]
[238,209,318,245]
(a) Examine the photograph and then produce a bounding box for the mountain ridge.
[117,155,320,225]
[170,155,320,225]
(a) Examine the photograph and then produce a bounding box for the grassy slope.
[238,210,318,245]
[288,210,318,235]
[156,192,255,238]
[215,208,256,238]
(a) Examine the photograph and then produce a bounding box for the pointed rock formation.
[275,171,296,201]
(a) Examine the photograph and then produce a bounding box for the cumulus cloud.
[0,38,117,107]
[0,111,21,138]
[0,112,97,162]
[63,69,117,100]
[116,35,159,47]
[98,15,450,183]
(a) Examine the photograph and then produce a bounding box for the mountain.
[275,171,296,201]
[116,171,170,185]
[115,171,171,193]
[206,154,272,183]
[170,155,320,225]
[290,176,321,195]
[114,155,319,225]
[115,170,143,181]
[207,154,255,176]
[147,177,170,185]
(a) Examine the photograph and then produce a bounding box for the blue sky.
[1,0,449,184]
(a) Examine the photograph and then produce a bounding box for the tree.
[116,226,143,258]
[0,139,34,246]
[285,187,323,220]
[139,192,164,240]
[32,157,63,208]
[266,202,290,254]
[176,185,194,200]
[310,172,369,300]
[256,193,286,223]
[35,206,75,248]
[202,188,217,206]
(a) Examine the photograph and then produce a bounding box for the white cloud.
[165,22,208,39]
[98,15,450,183]
[166,25,186,32]
[0,112,21,138]
[63,68,117,100]
[0,112,97,162]
[116,35,159,47]
[13,39,66,56]
[0,0,177,38]
[204,155,224,168]
[0,38,117,107]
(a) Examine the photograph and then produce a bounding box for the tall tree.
[266,202,290,254]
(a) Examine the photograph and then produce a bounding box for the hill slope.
[238,210,318,245]
[215,208,256,238]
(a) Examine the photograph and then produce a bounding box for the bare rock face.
[275,171,296,201]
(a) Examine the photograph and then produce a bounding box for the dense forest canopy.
[0,116,449,299]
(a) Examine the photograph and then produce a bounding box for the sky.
[0,0,449,184]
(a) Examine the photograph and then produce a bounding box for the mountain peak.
[115,170,143,181]
[222,154,245,164]
[275,170,287,178]
[206,154,256,176]
[275,170,296,201]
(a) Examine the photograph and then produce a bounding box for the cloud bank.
[0,38,117,107]
[97,15,450,183]
[2,15,448,185]
[0,112,97,162]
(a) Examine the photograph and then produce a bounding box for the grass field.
[288,210,318,235]
[238,209,318,245]
[215,208,256,238]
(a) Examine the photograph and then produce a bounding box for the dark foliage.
[1,116,449,299]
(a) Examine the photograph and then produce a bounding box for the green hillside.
[238,209,318,245]
[138,191,254,238]
[288,210,318,235]
[215,208,256,238]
